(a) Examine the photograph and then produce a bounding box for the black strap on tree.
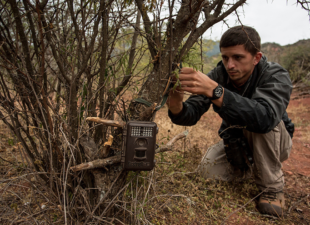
[134,62,182,111]
[134,94,169,111]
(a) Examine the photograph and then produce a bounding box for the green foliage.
[181,39,220,74]
[53,214,58,222]
[7,139,14,146]
[282,45,310,82]
[263,40,310,83]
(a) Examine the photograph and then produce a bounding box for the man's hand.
[167,67,224,114]
[167,86,184,115]
[179,67,218,97]
[179,67,224,107]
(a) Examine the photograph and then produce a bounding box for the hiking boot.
[257,191,285,217]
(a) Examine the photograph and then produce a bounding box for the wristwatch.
[210,84,223,100]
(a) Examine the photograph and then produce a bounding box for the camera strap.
[134,62,182,112]
[134,94,169,112]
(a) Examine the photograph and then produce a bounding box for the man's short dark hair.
[220,26,261,55]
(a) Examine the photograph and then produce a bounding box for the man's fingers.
[180,67,195,74]
[180,80,199,87]
[179,86,196,94]
[171,74,194,81]
[178,73,197,81]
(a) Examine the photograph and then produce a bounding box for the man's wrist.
[205,81,219,98]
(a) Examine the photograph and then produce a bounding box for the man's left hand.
[179,67,217,97]
[178,67,224,107]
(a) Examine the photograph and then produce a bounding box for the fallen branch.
[70,130,189,172]
[156,130,188,153]
[288,194,309,214]
[86,117,125,127]
[70,155,121,172]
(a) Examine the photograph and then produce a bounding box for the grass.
[0,94,310,224]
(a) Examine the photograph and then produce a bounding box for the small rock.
[296,208,303,213]
[285,171,293,175]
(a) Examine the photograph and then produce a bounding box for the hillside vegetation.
[202,39,310,84]
[262,39,310,83]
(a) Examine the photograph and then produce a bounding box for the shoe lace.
[261,192,277,201]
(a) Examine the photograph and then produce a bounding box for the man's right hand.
[166,87,184,115]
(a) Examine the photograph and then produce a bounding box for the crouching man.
[167,26,294,217]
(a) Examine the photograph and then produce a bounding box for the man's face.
[220,45,262,86]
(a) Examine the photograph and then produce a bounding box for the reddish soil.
[281,87,310,223]
[283,88,310,177]
[156,87,310,178]
[156,87,310,224]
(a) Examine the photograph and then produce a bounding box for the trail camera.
[121,121,158,171]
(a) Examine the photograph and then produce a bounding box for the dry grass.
[155,104,222,156]
[0,100,310,224]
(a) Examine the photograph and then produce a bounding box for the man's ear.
[253,52,263,66]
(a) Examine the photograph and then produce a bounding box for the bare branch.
[156,130,189,153]
[134,0,157,58]
[178,0,246,61]
[86,117,126,127]
[70,130,189,172]
[70,155,121,172]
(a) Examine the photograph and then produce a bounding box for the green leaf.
[8,139,14,146]
[83,84,87,97]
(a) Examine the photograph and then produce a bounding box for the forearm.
[169,95,211,126]
[168,100,183,115]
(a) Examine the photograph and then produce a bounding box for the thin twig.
[288,194,309,214]
[221,188,269,225]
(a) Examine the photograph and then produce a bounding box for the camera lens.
[136,138,147,146]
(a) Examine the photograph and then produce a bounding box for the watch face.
[215,87,223,97]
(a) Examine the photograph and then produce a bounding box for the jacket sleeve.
[168,94,211,126]
[213,64,292,133]
[167,67,220,126]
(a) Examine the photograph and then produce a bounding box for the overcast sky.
[203,0,310,46]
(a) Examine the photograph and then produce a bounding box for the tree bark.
[95,1,109,143]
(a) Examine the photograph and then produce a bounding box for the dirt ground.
[284,85,310,177]
[155,86,310,177]
[154,86,310,224]
[0,86,309,224]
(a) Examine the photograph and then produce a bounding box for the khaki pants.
[198,121,292,192]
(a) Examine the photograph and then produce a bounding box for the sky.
[203,0,310,46]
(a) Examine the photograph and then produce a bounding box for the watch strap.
[210,84,223,100]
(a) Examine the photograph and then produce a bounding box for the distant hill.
[262,39,310,83]
[262,39,310,63]
[261,42,283,62]
[206,42,220,57]
[205,39,310,61]
[204,39,310,83]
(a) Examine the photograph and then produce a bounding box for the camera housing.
[121,121,157,171]
[222,134,253,171]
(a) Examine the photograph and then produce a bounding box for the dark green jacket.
[169,56,295,138]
